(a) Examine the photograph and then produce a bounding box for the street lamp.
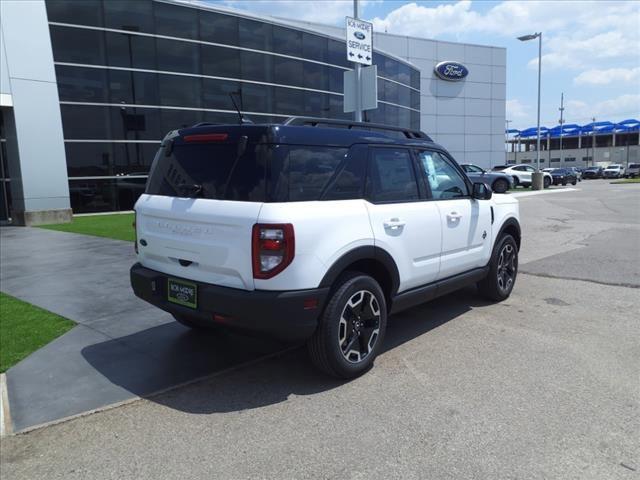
[518,32,544,189]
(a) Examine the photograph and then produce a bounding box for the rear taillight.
[133,211,138,254]
[252,224,295,279]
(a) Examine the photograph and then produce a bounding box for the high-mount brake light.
[252,224,295,279]
[183,133,228,143]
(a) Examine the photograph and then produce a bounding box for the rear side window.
[269,146,348,202]
[322,146,367,201]
[367,148,419,203]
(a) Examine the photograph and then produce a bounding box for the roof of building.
[508,119,639,138]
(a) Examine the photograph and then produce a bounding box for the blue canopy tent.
[614,119,639,132]
[516,126,549,138]
[547,124,582,137]
[508,119,639,137]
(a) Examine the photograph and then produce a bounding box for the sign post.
[345,1,372,122]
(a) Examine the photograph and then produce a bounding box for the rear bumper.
[130,263,329,342]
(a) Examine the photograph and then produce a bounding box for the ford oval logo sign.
[434,61,469,81]
[353,31,366,40]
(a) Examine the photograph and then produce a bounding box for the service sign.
[346,16,373,65]
[434,61,469,81]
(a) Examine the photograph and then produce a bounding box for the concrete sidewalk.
[0,227,283,433]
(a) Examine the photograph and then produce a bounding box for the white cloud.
[218,0,376,25]
[506,99,529,121]
[370,1,639,72]
[574,67,640,86]
[565,94,640,122]
[371,1,480,37]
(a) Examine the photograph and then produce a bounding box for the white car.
[603,164,625,178]
[131,118,521,378]
[626,163,640,178]
[493,164,552,188]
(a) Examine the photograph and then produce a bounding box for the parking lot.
[1,180,639,480]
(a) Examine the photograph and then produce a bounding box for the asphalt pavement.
[1,180,638,480]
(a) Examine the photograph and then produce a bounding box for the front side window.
[367,148,419,203]
[417,150,468,200]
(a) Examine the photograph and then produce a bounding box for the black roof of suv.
[172,117,440,150]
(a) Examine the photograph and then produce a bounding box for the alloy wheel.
[338,290,381,363]
[496,243,517,293]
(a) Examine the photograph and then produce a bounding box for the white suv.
[493,164,552,188]
[131,118,521,378]
[603,164,625,178]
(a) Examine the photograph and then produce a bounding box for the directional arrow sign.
[346,16,372,66]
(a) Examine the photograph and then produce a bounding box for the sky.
[217,0,640,130]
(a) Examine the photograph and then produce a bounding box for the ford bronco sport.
[131,117,521,378]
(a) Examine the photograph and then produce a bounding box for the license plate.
[167,278,197,309]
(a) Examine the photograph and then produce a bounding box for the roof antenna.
[229,91,253,125]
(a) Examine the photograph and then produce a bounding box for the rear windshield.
[146,142,350,202]
[628,164,640,168]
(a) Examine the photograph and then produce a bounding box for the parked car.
[460,164,514,193]
[567,166,582,181]
[492,164,552,188]
[582,166,603,179]
[603,164,625,178]
[549,168,578,186]
[625,163,640,178]
[130,118,521,378]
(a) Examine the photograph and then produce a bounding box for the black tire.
[308,273,387,379]
[492,178,509,193]
[512,176,520,188]
[173,314,221,332]
[477,234,518,302]
[561,180,567,186]
[543,176,551,189]
[572,179,577,185]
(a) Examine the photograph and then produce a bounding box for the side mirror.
[472,182,492,200]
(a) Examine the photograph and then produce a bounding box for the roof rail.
[283,116,432,141]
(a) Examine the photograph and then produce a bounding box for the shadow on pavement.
[81,286,488,414]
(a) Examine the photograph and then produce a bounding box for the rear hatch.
[135,126,274,291]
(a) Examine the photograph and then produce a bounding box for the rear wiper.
[179,183,204,198]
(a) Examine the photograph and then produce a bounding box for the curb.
[0,373,13,437]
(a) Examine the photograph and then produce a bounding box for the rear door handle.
[384,218,406,230]
[447,212,462,220]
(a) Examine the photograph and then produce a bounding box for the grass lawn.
[610,178,640,184]
[38,213,135,242]
[0,293,75,372]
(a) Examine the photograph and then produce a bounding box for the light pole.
[505,119,512,164]
[591,116,596,167]
[518,32,543,189]
[558,92,564,165]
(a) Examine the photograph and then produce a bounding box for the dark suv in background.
[582,167,603,179]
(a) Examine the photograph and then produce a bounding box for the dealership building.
[0,0,506,224]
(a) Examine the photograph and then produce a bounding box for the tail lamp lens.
[252,224,294,279]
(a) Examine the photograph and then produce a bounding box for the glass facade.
[45,0,420,212]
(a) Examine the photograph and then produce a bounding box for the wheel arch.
[496,217,521,251]
[319,246,400,305]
